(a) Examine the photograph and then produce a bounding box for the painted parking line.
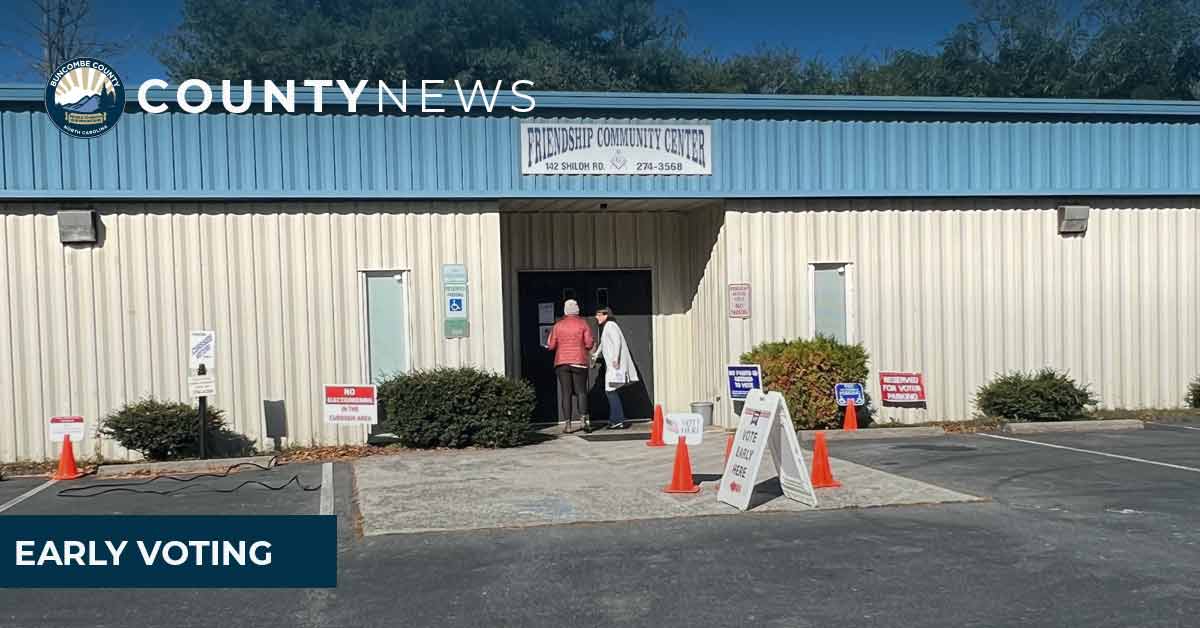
[1147,422,1200,432]
[0,479,57,514]
[319,463,334,516]
[980,433,1200,474]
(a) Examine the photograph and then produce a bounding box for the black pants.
[556,365,589,421]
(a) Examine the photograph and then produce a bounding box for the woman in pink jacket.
[547,299,594,432]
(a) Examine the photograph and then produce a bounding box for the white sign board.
[538,302,555,324]
[441,264,468,286]
[521,123,712,175]
[49,416,85,442]
[323,385,378,425]
[663,412,705,446]
[717,389,817,511]
[189,330,215,372]
[539,324,554,348]
[188,374,216,398]
[728,283,751,318]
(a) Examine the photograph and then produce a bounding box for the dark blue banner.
[727,364,762,401]
[0,516,336,588]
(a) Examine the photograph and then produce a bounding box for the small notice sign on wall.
[728,283,751,319]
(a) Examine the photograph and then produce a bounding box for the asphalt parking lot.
[2,424,1199,627]
[0,461,352,533]
[830,422,1200,520]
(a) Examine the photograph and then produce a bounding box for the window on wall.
[809,263,854,344]
[362,271,411,384]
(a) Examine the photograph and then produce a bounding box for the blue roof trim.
[0,189,1194,200]
[6,105,1200,201]
[6,82,1200,117]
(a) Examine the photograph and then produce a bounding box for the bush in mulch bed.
[741,335,871,431]
[976,368,1097,423]
[99,398,256,461]
[377,367,535,448]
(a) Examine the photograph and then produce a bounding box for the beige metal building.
[1,86,1198,461]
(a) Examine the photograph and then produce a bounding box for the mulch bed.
[274,444,406,465]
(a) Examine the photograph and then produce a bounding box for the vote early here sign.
[718,389,817,511]
[323,385,378,425]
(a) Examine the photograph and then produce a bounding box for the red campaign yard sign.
[879,372,926,404]
[323,385,378,425]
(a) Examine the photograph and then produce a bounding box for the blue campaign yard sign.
[727,364,762,401]
[835,383,865,407]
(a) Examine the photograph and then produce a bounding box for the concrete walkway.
[353,430,980,536]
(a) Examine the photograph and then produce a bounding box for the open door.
[518,270,654,423]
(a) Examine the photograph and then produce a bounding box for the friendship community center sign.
[521,123,712,175]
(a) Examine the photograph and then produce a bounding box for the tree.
[5,0,124,79]
[1079,0,1200,99]
[158,0,702,92]
[155,0,1200,100]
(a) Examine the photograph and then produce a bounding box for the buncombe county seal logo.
[44,57,125,139]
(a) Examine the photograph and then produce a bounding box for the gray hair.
[564,299,580,315]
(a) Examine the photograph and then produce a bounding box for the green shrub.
[975,368,1098,422]
[377,367,535,448]
[1189,375,1200,409]
[99,398,254,461]
[740,335,870,430]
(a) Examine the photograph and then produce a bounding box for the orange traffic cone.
[52,435,84,481]
[842,403,859,431]
[663,437,701,493]
[646,404,666,447]
[810,432,840,489]
[723,433,734,467]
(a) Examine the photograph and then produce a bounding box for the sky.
[0,0,974,84]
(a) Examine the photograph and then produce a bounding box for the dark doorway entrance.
[518,270,654,424]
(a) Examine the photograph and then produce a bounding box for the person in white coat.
[592,307,639,429]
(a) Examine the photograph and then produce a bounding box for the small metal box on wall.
[1057,204,1090,235]
[57,209,98,244]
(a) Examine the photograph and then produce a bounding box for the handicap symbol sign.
[448,298,464,312]
[834,382,865,407]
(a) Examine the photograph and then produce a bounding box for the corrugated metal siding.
[0,201,504,462]
[6,111,1200,198]
[500,210,705,414]
[723,198,1200,424]
[686,205,731,421]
